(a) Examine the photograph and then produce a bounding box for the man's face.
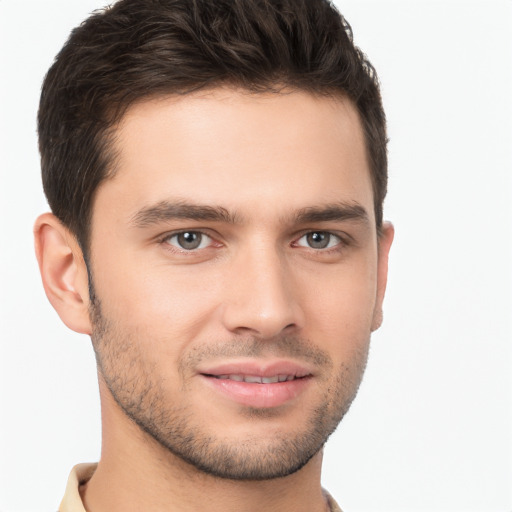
[87,88,392,479]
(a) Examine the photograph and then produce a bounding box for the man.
[34,0,393,510]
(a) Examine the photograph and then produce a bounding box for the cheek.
[296,258,377,353]
[92,253,225,343]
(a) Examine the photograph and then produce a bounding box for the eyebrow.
[291,202,370,225]
[130,200,239,228]
[130,199,370,228]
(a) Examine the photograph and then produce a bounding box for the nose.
[221,245,305,338]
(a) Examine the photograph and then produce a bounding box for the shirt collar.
[59,463,97,512]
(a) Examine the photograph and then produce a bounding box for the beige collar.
[59,463,97,512]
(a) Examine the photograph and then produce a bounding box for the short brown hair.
[38,0,387,253]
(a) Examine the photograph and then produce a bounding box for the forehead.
[95,88,374,227]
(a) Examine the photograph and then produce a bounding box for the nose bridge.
[221,238,304,337]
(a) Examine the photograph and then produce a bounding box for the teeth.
[244,375,262,383]
[213,374,297,383]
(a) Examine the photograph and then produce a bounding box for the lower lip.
[201,375,311,408]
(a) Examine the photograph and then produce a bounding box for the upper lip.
[197,359,313,379]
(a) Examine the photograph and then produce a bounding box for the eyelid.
[158,229,221,252]
[155,228,352,254]
[291,230,351,250]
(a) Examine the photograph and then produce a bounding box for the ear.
[34,213,92,335]
[371,221,394,332]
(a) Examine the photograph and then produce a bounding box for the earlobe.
[371,221,394,332]
[34,213,92,335]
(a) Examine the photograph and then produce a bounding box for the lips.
[198,360,313,408]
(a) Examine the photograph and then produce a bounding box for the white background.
[0,1,511,511]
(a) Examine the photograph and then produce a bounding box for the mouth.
[198,361,313,408]
[205,373,305,383]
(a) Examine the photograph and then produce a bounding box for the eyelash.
[157,230,351,254]
[294,231,345,250]
[158,230,218,254]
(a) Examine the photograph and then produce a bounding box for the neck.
[81,378,329,512]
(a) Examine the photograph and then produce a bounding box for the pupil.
[178,232,201,249]
[307,232,329,249]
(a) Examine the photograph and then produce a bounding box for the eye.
[164,231,212,251]
[295,231,341,250]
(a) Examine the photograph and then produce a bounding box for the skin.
[35,88,393,512]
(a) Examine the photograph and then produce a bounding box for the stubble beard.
[89,296,369,481]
